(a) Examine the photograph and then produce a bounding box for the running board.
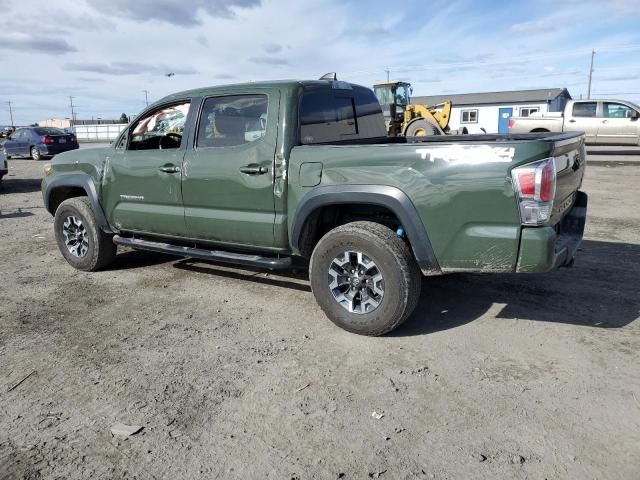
[113,235,292,270]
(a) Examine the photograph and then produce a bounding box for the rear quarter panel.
[289,139,555,272]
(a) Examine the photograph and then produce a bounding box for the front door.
[101,100,192,236]
[182,92,278,247]
[498,108,512,133]
[597,102,639,145]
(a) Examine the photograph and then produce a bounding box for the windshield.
[374,86,394,105]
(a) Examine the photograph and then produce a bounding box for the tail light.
[508,118,515,129]
[511,158,556,225]
[41,136,55,144]
[70,135,77,143]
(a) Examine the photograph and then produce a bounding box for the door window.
[196,94,268,148]
[604,102,633,119]
[572,102,597,118]
[128,102,190,151]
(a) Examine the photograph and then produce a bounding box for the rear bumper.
[41,144,79,155]
[516,191,587,272]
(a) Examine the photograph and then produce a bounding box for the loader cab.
[373,81,412,135]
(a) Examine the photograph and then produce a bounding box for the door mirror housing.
[630,110,639,120]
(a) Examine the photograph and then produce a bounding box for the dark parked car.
[3,127,79,160]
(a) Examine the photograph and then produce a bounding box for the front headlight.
[42,163,52,175]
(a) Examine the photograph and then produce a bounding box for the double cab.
[42,79,588,335]
[508,99,640,145]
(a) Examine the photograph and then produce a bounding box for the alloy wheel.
[327,250,385,314]
[62,215,89,257]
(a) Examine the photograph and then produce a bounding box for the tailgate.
[549,134,586,225]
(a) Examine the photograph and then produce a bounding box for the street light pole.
[587,49,595,99]
[385,69,390,82]
[143,90,149,106]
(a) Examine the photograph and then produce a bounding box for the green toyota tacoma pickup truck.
[42,79,587,335]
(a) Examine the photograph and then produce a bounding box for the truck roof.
[160,79,362,103]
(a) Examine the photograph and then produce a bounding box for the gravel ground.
[0,156,639,479]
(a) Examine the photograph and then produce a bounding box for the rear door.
[181,92,278,247]
[597,102,639,145]
[565,101,598,143]
[101,100,192,237]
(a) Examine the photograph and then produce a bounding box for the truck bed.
[311,131,580,145]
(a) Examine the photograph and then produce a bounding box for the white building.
[413,88,572,134]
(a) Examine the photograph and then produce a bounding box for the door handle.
[239,165,269,175]
[568,119,576,123]
[159,164,180,173]
[602,120,608,124]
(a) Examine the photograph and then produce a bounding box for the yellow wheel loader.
[373,81,453,137]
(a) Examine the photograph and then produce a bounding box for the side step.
[113,235,292,270]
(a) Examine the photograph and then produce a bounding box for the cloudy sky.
[1,0,639,124]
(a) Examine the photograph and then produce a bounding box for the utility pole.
[7,101,14,126]
[69,96,77,126]
[587,49,595,99]
[143,90,149,106]
[385,69,390,82]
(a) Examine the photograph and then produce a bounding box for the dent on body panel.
[406,144,521,271]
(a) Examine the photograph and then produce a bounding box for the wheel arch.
[44,174,112,232]
[291,185,440,274]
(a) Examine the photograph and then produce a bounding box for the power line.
[342,44,640,79]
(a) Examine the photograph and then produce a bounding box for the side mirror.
[630,110,639,120]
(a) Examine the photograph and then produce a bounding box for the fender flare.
[43,173,112,232]
[291,185,440,274]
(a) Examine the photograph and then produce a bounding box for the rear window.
[572,102,597,118]
[299,85,385,144]
[35,127,65,135]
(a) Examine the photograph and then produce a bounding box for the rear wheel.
[309,221,421,336]
[404,119,439,136]
[30,146,42,160]
[54,197,117,271]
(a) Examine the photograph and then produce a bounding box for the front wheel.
[309,221,421,336]
[404,119,439,136]
[54,197,117,271]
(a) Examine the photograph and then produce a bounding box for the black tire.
[30,146,42,160]
[54,197,117,271]
[404,119,439,137]
[309,221,421,336]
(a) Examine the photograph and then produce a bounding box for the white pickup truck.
[508,99,640,145]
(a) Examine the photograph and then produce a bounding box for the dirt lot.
[1,155,639,479]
